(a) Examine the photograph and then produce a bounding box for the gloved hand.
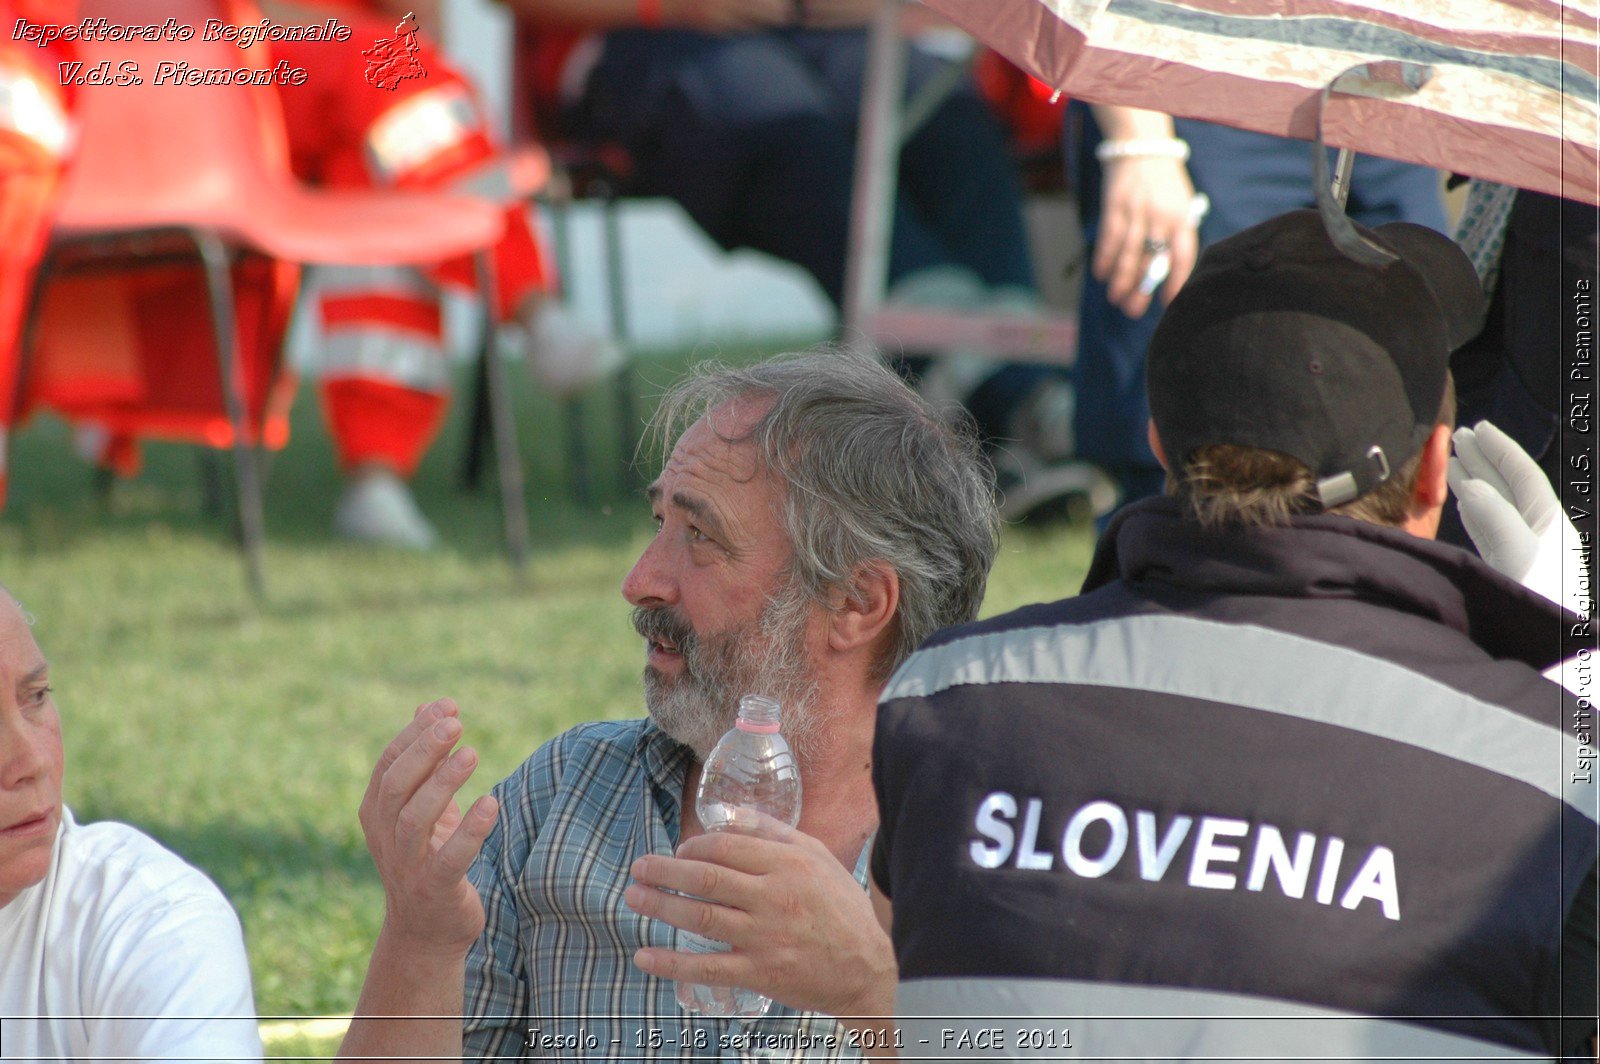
[1448,420,1587,614]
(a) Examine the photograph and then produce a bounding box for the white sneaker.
[334,469,439,551]
[513,303,625,399]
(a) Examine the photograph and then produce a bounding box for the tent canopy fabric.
[925,0,1599,206]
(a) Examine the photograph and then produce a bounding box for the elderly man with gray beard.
[338,350,1000,1062]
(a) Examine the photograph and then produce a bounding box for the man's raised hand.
[359,698,499,958]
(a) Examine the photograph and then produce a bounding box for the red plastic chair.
[13,0,535,598]
[0,6,73,515]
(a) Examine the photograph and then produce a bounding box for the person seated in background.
[337,349,999,1060]
[0,583,262,1060]
[871,210,1597,1061]
[504,0,1084,517]
[266,0,618,549]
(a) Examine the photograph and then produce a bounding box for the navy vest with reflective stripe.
[874,518,1594,1060]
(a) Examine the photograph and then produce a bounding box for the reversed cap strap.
[1313,61,1435,267]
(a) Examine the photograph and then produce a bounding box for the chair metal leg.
[549,189,575,278]
[7,248,58,501]
[477,251,530,570]
[197,448,226,519]
[601,194,639,488]
[194,230,266,602]
[563,394,593,505]
[460,332,491,491]
[92,465,114,508]
[548,196,594,502]
[842,0,907,342]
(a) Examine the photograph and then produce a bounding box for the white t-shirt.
[0,808,263,1062]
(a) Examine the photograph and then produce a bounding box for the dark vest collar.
[1082,496,1576,671]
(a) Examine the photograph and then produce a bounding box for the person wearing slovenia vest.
[871,210,1597,1061]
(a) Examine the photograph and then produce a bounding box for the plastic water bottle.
[675,694,803,1019]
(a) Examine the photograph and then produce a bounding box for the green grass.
[0,343,1094,1036]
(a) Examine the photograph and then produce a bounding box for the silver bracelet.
[1095,138,1191,163]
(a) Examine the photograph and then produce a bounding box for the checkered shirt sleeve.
[462,718,865,1062]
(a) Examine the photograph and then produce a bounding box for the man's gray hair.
[647,348,1000,678]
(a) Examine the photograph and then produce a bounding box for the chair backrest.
[57,0,503,264]
[25,0,301,450]
[54,0,296,234]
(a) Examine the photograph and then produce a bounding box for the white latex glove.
[1449,420,1587,614]
[1450,421,1590,696]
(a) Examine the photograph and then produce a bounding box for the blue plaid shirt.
[464,718,867,1062]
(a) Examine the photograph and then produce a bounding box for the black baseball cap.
[1146,209,1485,507]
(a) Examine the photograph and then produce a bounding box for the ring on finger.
[1139,250,1173,296]
[1142,236,1171,255]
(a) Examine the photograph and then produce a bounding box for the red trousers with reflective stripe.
[274,9,553,476]
[311,278,450,476]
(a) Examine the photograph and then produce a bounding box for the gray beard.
[636,582,825,764]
